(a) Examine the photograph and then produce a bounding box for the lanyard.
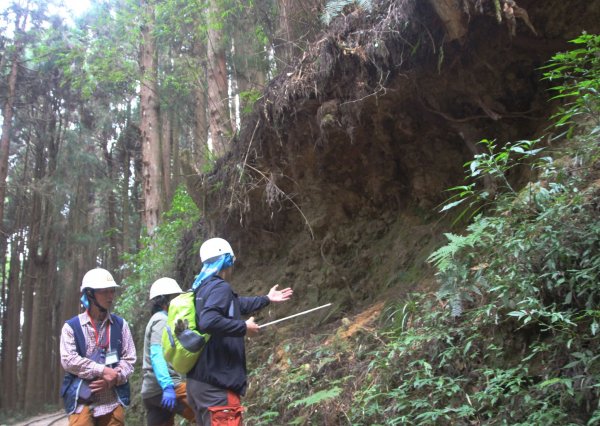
[88,311,111,350]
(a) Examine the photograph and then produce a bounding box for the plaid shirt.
[60,311,136,417]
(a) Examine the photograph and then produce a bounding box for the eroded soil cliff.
[182,0,600,329]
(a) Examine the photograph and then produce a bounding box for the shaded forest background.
[0,0,599,424]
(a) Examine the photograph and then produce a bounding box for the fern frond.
[289,387,342,408]
[428,220,490,273]
[428,233,472,272]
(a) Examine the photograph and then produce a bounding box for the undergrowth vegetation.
[117,185,200,323]
[244,34,600,425]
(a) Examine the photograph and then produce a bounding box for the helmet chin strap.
[87,290,108,314]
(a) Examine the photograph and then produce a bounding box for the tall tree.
[0,137,28,409]
[0,5,28,407]
[161,109,173,206]
[207,0,233,157]
[2,230,24,408]
[0,0,147,412]
[0,6,27,230]
[117,111,142,253]
[232,2,269,113]
[140,0,163,235]
[23,92,62,410]
[78,0,142,255]
[193,56,210,168]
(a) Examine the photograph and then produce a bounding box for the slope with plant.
[112,6,599,425]
[241,34,600,425]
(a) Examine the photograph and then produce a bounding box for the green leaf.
[440,198,468,212]
[288,387,342,408]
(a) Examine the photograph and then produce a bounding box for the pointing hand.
[267,285,293,303]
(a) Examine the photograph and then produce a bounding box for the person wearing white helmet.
[141,278,195,426]
[185,237,294,426]
[59,267,137,425]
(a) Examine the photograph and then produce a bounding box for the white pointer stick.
[258,303,332,328]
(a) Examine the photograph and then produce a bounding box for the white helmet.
[200,238,234,263]
[81,268,119,291]
[149,277,183,300]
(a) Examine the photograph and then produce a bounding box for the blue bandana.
[192,253,234,290]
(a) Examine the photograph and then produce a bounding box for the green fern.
[288,387,342,408]
[428,233,474,273]
[428,217,492,272]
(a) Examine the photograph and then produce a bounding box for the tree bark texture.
[0,17,28,372]
[119,105,140,250]
[23,98,61,411]
[0,231,24,410]
[0,9,26,230]
[171,117,181,192]
[140,0,163,235]
[192,39,209,169]
[161,110,172,207]
[0,126,30,410]
[21,135,46,411]
[63,178,89,317]
[101,134,122,275]
[207,0,232,158]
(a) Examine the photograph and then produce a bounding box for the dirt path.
[9,411,68,426]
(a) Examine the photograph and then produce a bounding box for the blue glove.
[161,385,176,411]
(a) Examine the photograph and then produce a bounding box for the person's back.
[141,277,194,426]
[185,238,294,426]
[188,275,265,395]
[142,310,183,395]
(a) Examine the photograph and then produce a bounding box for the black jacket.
[187,275,270,395]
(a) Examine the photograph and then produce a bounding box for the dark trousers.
[186,379,243,426]
[143,383,195,426]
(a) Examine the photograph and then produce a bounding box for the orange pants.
[68,405,124,426]
[175,382,196,424]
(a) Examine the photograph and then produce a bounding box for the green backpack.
[161,289,209,374]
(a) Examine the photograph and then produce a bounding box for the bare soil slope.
[183,0,600,333]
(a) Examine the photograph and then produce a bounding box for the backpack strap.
[109,314,124,352]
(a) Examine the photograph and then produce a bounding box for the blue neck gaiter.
[192,253,234,290]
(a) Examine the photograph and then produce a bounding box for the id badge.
[105,350,119,365]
